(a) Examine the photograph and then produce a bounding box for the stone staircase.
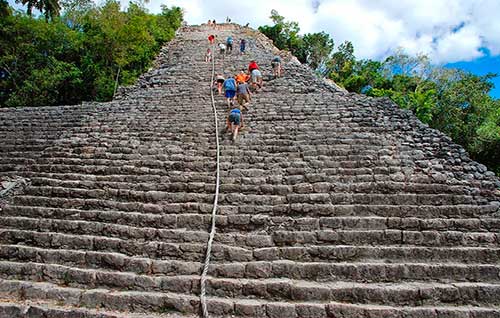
[0,23,499,317]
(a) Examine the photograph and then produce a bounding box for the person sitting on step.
[223,75,237,107]
[214,74,225,95]
[227,106,243,141]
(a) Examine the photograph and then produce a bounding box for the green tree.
[0,13,83,106]
[60,0,94,28]
[327,41,355,83]
[16,0,61,20]
[0,0,11,17]
[1,1,182,106]
[302,32,334,71]
[258,9,303,61]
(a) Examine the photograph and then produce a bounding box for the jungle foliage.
[0,0,182,107]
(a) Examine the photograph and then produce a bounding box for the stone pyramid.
[0,23,499,318]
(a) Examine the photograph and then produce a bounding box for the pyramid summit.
[0,23,499,318]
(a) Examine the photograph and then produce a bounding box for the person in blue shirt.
[226,36,233,54]
[227,106,243,141]
[223,76,237,107]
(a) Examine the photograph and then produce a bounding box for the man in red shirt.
[208,34,215,44]
[248,60,259,73]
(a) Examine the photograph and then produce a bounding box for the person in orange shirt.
[235,69,249,84]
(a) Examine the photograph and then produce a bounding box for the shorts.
[227,43,233,50]
[240,45,245,52]
[229,112,241,125]
[225,90,236,98]
[251,70,262,83]
[272,61,280,69]
[237,94,250,105]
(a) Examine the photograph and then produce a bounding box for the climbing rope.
[199,41,221,318]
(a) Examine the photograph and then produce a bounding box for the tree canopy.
[0,0,182,106]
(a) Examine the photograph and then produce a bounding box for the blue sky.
[8,0,500,99]
[446,55,500,98]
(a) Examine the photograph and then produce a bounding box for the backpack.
[224,78,236,90]
[227,37,233,44]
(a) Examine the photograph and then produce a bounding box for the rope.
[199,41,221,318]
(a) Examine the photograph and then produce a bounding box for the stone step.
[0,260,200,294]
[0,301,194,318]
[8,197,212,214]
[28,176,479,197]
[253,245,500,263]
[2,148,406,163]
[22,186,220,203]
[14,185,486,207]
[4,205,499,232]
[0,245,199,275]
[14,163,212,176]
[0,279,203,315]
[271,229,499,247]
[0,217,212,244]
[16,154,411,168]
[0,229,235,261]
[23,171,216,184]
[285,203,498,218]
[203,278,500,306]
[1,278,499,317]
[2,214,500,247]
[1,245,499,283]
[13,190,287,207]
[6,199,498,219]
[11,194,217,209]
[20,168,429,185]
[1,266,500,307]
[2,228,499,264]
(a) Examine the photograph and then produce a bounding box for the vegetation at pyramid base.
[0,0,182,107]
[260,10,500,176]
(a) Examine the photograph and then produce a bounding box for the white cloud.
[434,25,483,63]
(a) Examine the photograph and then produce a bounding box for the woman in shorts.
[227,106,243,140]
[236,80,251,110]
[223,76,237,107]
[250,68,263,91]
